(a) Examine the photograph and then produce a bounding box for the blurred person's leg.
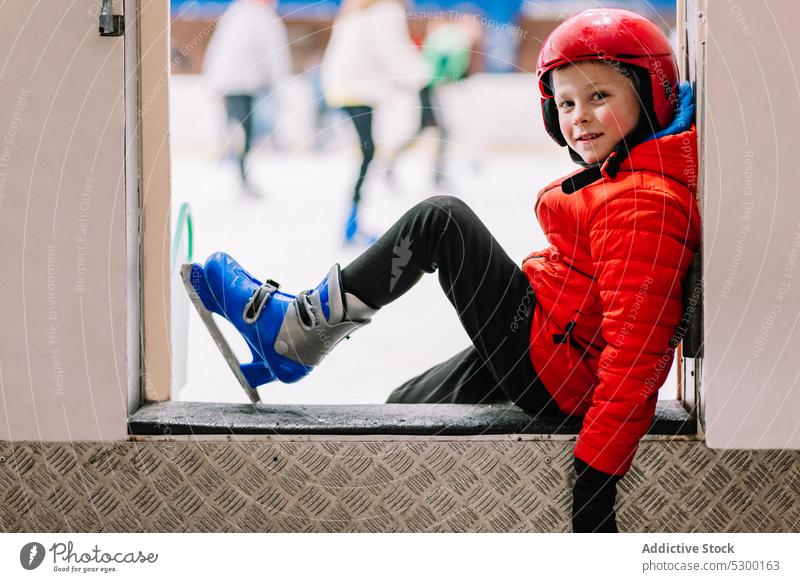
[385,86,431,187]
[252,90,279,150]
[425,86,449,186]
[342,105,377,244]
[418,84,437,130]
[224,94,255,184]
[342,195,559,413]
[343,105,374,206]
[433,124,448,186]
[386,85,451,189]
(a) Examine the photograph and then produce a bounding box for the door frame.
[139,0,172,402]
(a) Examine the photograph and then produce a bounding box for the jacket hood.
[616,125,698,192]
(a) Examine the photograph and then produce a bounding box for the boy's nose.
[572,104,590,125]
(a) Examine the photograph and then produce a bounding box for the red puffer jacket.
[523,126,701,476]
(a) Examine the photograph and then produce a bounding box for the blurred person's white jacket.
[321,0,432,107]
[203,0,291,95]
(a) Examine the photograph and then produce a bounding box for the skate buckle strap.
[295,292,319,331]
[242,279,280,324]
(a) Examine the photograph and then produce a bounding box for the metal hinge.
[99,0,124,37]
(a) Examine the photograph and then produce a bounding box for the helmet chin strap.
[562,121,658,194]
[568,123,653,170]
[569,146,597,168]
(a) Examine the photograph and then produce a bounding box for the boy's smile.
[551,61,642,165]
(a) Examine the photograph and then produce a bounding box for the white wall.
[703,0,800,448]
[0,1,129,440]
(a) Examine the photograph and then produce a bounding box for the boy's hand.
[572,457,622,533]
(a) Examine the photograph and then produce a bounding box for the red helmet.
[536,9,678,147]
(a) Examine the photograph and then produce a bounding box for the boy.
[184,9,701,532]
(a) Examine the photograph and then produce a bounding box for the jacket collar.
[617,125,698,192]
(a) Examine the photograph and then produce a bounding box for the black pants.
[343,105,375,206]
[341,196,562,415]
[224,95,254,181]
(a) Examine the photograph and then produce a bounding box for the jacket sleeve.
[576,185,697,475]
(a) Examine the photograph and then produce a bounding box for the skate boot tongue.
[273,264,376,366]
[292,265,346,329]
[301,265,377,326]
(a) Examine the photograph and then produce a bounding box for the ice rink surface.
[170,74,678,404]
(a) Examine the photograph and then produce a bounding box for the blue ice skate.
[181,252,375,402]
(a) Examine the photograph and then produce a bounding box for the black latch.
[552,320,576,344]
[99,0,124,37]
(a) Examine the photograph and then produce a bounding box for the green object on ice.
[171,202,194,271]
[423,24,472,86]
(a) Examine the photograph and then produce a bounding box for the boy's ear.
[543,98,567,147]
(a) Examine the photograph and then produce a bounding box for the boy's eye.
[591,91,609,101]
[558,100,574,110]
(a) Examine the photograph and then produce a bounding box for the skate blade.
[180,264,261,404]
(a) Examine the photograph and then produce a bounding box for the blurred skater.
[203,0,291,197]
[386,21,473,189]
[321,0,431,244]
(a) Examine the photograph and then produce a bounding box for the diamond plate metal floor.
[0,440,797,532]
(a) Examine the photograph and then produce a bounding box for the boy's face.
[551,61,641,165]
